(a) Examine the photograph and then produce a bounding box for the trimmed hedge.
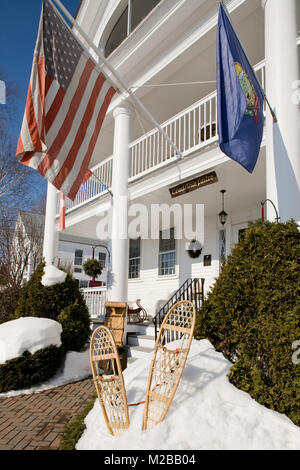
[0,345,64,393]
[58,300,92,352]
[13,262,91,352]
[194,220,300,427]
[59,394,96,450]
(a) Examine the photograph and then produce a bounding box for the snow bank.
[0,317,62,365]
[77,340,300,451]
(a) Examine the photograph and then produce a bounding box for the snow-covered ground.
[0,317,62,364]
[0,348,91,398]
[77,340,300,451]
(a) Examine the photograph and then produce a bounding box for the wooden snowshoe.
[142,300,196,430]
[90,325,129,436]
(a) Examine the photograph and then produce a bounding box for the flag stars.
[43,0,84,91]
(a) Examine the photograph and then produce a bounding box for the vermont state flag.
[217,3,265,173]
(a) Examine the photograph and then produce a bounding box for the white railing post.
[82,287,107,320]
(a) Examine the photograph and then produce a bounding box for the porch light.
[219,190,228,226]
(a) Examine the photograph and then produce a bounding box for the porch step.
[127,356,138,365]
[128,345,153,359]
[128,334,155,348]
[126,321,155,337]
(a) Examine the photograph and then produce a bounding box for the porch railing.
[81,287,107,320]
[60,60,266,214]
[129,60,266,181]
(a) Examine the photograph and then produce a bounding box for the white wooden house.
[42,0,300,324]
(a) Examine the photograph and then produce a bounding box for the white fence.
[60,60,267,213]
[82,287,107,320]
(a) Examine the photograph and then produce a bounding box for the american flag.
[59,192,66,231]
[16,0,116,201]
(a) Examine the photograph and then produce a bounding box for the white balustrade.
[57,156,113,214]
[81,287,107,320]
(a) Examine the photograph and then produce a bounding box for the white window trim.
[129,238,142,280]
[157,228,177,278]
[74,249,83,267]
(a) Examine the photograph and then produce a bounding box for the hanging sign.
[169,172,218,198]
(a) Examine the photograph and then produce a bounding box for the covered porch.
[74,150,265,319]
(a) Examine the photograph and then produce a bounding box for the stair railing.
[153,278,205,341]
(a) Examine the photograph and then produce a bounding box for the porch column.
[107,103,133,302]
[43,182,59,265]
[263,0,300,222]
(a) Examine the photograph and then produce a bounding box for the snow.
[0,348,91,398]
[0,317,62,365]
[77,340,300,451]
[41,264,67,287]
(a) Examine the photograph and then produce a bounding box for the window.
[79,280,89,289]
[129,238,141,279]
[159,228,176,276]
[74,249,83,266]
[105,0,161,57]
[99,252,106,269]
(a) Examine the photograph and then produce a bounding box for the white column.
[43,182,59,265]
[263,0,300,222]
[107,104,133,302]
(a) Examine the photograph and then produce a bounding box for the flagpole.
[51,0,183,160]
[91,172,113,198]
[219,1,277,124]
[264,95,278,123]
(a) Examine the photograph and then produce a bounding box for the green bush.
[0,286,21,325]
[0,345,64,393]
[194,220,300,426]
[13,262,91,352]
[58,300,91,352]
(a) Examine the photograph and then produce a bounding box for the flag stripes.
[38,58,95,177]
[16,0,116,201]
[59,192,66,231]
[55,78,111,194]
[67,85,116,200]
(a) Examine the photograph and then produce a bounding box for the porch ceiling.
[134,149,266,218]
[63,149,266,241]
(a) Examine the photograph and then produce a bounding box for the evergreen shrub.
[0,345,64,393]
[13,262,91,352]
[58,300,91,352]
[194,220,300,426]
[0,286,21,325]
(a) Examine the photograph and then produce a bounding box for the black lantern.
[219,189,228,226]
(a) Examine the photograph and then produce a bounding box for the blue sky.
[0,0,80,207]
[0,0,80,134]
